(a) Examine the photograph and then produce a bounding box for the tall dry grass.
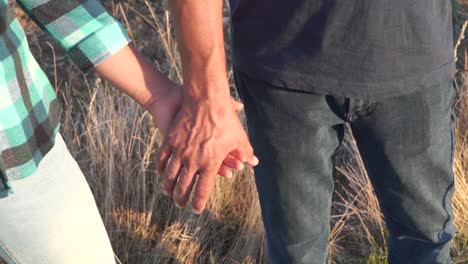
[6,0,468,263]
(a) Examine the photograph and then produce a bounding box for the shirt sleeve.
[16,0,132,72]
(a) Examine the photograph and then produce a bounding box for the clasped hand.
[146,83,258,214]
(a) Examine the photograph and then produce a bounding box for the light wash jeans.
[0,134,116,264]
[234,68,458,264]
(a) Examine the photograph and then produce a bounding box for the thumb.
[231,97,244,112]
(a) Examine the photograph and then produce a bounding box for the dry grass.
[5,0,468,263]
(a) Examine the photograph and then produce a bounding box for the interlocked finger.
[217,165,234,178]
[156,143,172,175]
[173,165,198,208]
[222,154,245,171]
[191,167,218,214]
[163,153,183,196]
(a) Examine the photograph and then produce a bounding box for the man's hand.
[145,83,252,182]
[156,92,258,214]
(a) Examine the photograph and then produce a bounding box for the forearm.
[94,45,175,109]
[169,0,229,100]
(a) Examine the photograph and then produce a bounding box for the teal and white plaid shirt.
[0,0,131,197]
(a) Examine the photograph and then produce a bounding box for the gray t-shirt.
[229,0,455,98]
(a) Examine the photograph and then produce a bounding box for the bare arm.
[95,45,175,112]
[158,0,258,213]
[169,0,229,100]
[94,45,180,137]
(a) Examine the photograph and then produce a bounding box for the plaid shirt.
[0,0,131,197]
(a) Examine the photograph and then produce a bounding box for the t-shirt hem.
[232,59,456,99]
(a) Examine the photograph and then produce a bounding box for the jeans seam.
[452,77,461,105]
[0,241,19,264]
[435,85,457,244]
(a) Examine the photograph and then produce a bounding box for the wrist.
[181,57,230,100]
[141,81,179,112]
[183,91,235,122]
[183,78,231,101]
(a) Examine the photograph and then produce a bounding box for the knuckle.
[166,163,180,178]
[164,176,177,187]
[181,155,190,163]
[183,159,196,170]
[195,186,210,201]
[165,170,177,180]
[166,171,179,181]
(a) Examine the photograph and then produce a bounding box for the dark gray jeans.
[234,69,458,264]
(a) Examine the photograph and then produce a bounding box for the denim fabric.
[234,69,458,264]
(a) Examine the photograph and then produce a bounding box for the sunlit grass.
[1,0,467,263]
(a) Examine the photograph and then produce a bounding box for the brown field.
[3,0,468,263]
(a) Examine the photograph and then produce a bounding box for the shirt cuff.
[67,20,132,73]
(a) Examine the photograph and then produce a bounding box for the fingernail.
[175,202,183,209]
[192,208,201,215]
[163,190,171,197]
[253,156,259,165]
